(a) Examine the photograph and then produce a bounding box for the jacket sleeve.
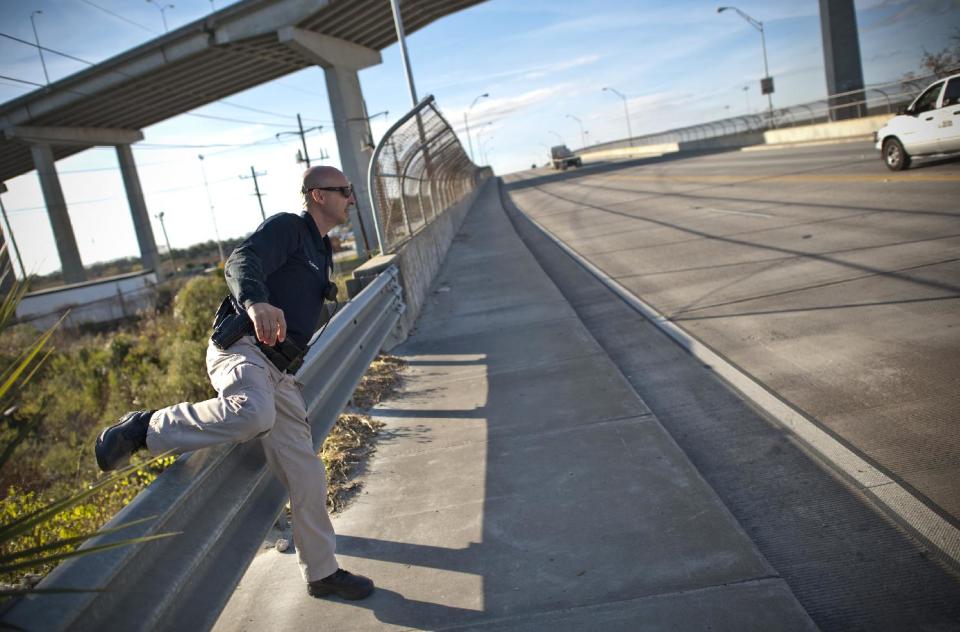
[224,215,302,309]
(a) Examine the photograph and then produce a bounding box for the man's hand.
[246,302,286,346]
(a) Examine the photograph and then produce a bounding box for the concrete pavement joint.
[509,194,960,571]
[385,348,609,388]
[371,413,655,463]
[422,576,792,632]
[408,312,581,345]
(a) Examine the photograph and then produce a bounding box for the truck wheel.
[882,138,910,171]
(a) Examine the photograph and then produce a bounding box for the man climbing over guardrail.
[93,165,375,601]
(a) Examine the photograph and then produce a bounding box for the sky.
[0,0,957,277]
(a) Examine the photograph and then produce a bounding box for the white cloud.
[448,84,572,127]
[428,54,602,91]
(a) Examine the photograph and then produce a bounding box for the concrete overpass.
[0,0,484,282]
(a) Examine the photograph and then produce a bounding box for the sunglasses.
[304,184,354,198]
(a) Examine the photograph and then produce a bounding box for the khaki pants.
[146,336,338,582]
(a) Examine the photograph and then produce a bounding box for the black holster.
[210,297,306,374]
[255,338,305,375]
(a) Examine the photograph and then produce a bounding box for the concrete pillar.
[325,65,378,256]
[30,143,86,283]
[116,144,164,280]
[819,0,866,120]
[278,28,382,258]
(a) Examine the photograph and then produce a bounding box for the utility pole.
[154,211,177,274]
[197,154,225,263]
[240,166,267,221]
[276,114,322,167]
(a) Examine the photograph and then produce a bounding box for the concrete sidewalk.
[215,180,817,631]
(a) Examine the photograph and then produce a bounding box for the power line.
[0,72,319,134]
[0,32,95,67]
[3,174,240,215]
[0,31,330,126]
[136,142,251,149]
[0,74,45,88]
[183,112,300,128]
[76,0,160,35]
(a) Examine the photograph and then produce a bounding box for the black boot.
[307,569,375,600]
[95,410,154,472]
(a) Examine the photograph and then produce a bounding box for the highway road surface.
[505,141,960,533]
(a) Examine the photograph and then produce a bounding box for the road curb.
[740,135,874,151]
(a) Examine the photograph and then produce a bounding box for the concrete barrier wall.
[763,114,893,144]
[17,270,158,330]
[578,142,678,163]
[678,131,767,152]
[352,177,491,347]
[577,114,896,166]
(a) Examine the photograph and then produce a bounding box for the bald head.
[301,166,348,193]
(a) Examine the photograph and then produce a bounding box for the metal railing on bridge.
[1,268,405,632]
[368,95,492,254]
[582,71,951,153]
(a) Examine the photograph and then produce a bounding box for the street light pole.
[480,138,494,166]
[147,0,175,33]
[29,11,50,86]
[566,114,586,149]
[548,130,564,145]
[388,0,419,107]
[464,92,489,163]
[718,6,774,123]
[602,87,634,146]
[475,125,494,164]
[197,154,225,263]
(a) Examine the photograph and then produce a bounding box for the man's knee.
[224,393,276,439]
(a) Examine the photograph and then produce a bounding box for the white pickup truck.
[876,73,960,170]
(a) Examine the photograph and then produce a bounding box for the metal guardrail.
[1,266,405,632]
[581,71,953,153]
[368,94,491,254]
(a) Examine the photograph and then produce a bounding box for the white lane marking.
[512,198,960,569]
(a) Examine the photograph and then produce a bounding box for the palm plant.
[0,250,176,598]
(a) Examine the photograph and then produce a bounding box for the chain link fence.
[582,71,954,153]
[368,95,492,254]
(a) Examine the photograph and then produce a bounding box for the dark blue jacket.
[224,211,333,350]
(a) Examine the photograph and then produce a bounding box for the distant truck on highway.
[550,145,582,170]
